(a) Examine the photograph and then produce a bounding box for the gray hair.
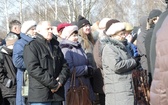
[5,34,18,41]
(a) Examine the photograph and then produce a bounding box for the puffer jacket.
[150,11,168,105]
[100,35,137,105]
[60,39,95,101]
[150,8,168,78]
[23,34,70,102]
[12,33,33,105]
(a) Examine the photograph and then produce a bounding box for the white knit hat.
[61,25,78,39]
[106,22,125,36]
[98,18,111,29]
[21,20,37,34]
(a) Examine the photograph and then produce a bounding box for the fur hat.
[98,18,111,29]
[21,20,37,34]
[105,19,120,31]
[77,15,90,29]
[106,22,125,36]
[61,25,78,39]
[57,23,71,33]
[148,9,162,20]
[123,22,133,31]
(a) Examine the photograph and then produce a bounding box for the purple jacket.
[60,39,95,101]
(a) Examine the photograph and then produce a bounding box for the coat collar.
[36,33,59,46]
[60,40,81,49]
[20,33,33,42]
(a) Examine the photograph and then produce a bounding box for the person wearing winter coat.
[150,2,168,78]
[12,20,37,105]
[124,22,139,57]
[150,0,168,105]
[145,9,162,86]
[60,25,95,103]
[92,18,119,105]
[77,15,96,69]
[100,22,139,105]
[0,34,18,105]
[23,21,70,105]
[136,16,148,70]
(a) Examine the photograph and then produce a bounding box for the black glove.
[85,66,94,77]
[133,56,141,65]
[88,66,94,76]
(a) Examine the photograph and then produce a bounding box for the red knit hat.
[57,23,72,33]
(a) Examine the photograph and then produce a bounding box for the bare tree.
[19,0,22,23]
[0,0,166,36]
[4,0,8,33]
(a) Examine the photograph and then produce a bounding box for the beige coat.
[150,14,168,105]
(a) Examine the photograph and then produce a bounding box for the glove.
[86,66,94,77]
[133,56,141,65]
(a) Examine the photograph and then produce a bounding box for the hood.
[0,46,13,55]
[139,16,148,31]
[60,40,81,49]
[99,35,126,51]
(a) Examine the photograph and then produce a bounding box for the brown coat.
[150,15,168,105]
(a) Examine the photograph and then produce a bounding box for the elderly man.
[23,21,70,105]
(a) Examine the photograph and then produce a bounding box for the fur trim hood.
[99,34,126,51]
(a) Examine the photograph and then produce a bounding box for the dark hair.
[9,20,21,31]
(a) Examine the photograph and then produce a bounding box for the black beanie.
[105,19,120,31]
[77,15,90,29]
[148,9,162,20]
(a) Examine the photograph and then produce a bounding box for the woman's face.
[82,24,91,35]
[112,31,126,41]
[27,26,37,38]
[67,31,78,42]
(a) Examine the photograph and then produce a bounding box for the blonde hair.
[78,28,95,49]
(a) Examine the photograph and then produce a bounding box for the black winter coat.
[0,47,17,98]
[23,34,70,102]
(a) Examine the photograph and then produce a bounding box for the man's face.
[13,25,21,34]
[39,22,53,41]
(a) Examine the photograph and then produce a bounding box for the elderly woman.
[60,25,95,104]
[100,22,140,105]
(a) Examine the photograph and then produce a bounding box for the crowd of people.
[0,0,168,105]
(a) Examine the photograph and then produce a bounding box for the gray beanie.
[148,9,162,20]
